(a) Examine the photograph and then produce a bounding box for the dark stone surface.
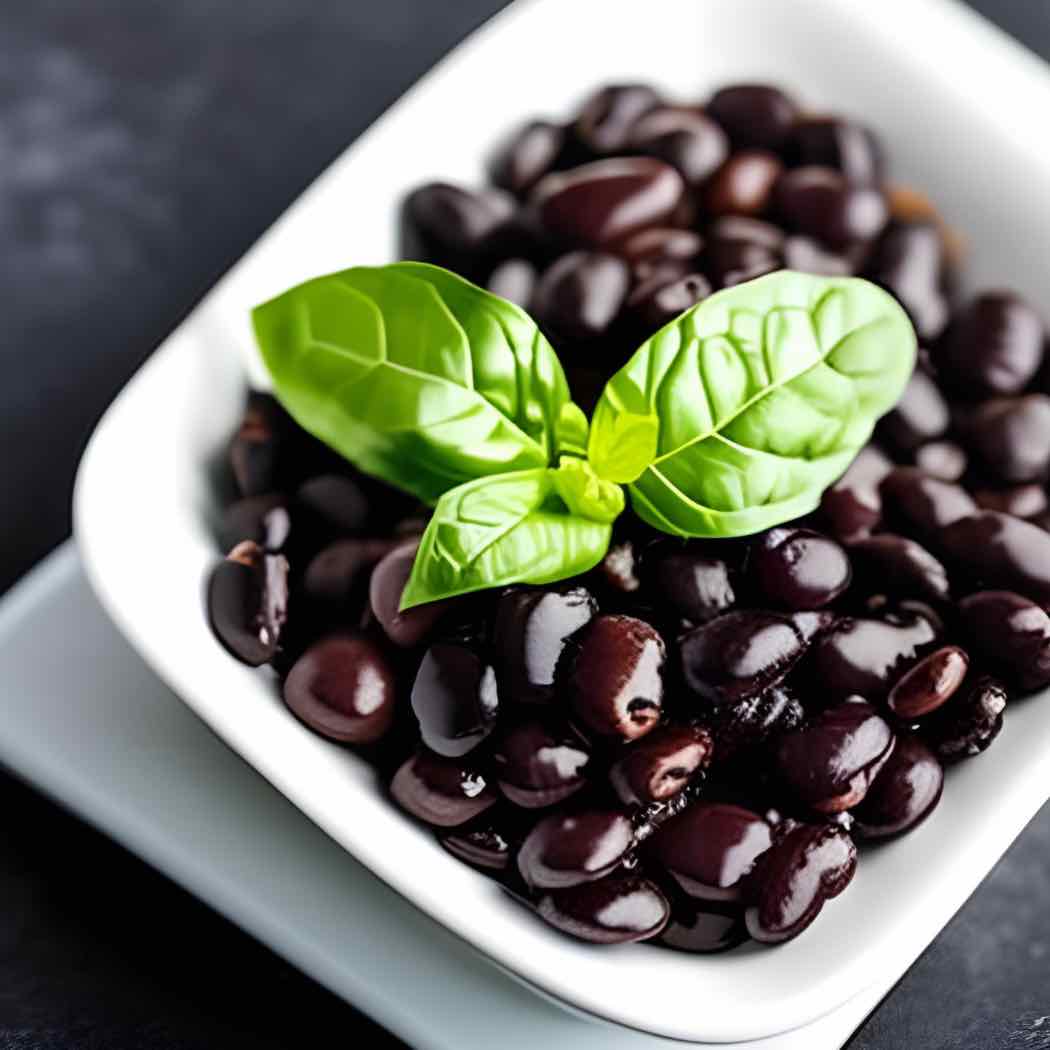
[1,2,1048,1047]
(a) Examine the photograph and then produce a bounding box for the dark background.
[1,2,1048,1047]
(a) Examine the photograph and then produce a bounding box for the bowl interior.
[76,0,1050,1042]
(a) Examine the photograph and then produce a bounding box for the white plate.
[0,544,897,1050]
[73,0,1050,1042]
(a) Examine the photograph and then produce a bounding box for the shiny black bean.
[774,166,888,250]
[819,444,893,541]
[886,646,969,719]
[744,823,856,944]
[848,533,950,602]
[531,157,684,248]
[701,215,785,288]
[410,643,499,758]
[626,270,711,332]
[390,749,498,828]
[574,83,662,154]
[627,107,730,188]
[658,897,748,953]
[369,541,449,648]
[879,467,977,536]
[302,538,397,616]
[596,540,642,595]
[775,698,895,812]
[787,117,884,184]
[705,150,783,217]
[517,809,634,889]
[647,802,772,901]
[679,610,809,706]
[219,493,290,553]
[914,440,968,482]
[644,542,736,624]
[565,615,665,740]
[283,634,396,744]
[489,120,566,196]
[973,484,1049,520]
[957,591,1050,692]
[536,875,669,944]
[707,685,806,765]
[879,370,950,453]
[295,474,369,540]
[809,612,940,702]
[616,226,704,278]
[782,235,852,276]
[531,251,630,342]
[229,392,292,498]
[707,84,798,152]
[609,725,713,806]
[207,541,289,667]
[865,223,949,342]
[494,586,597,705]
[750,527,851,609]
[939,511,1050,605]
[954,395,1050,484]
[441,814,519,872]
[853,734,943,839]
[492,717,590,808]
[921,675,1007,762]
[935,292,1045,398]
[486,258,537,308]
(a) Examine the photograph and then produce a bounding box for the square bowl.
[74,0,1050,1042]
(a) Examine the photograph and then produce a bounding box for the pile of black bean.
[206,82,1050,951]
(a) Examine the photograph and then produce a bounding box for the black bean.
[853,734,944,839]
[441,815,519,872]
[492,717,590,809]
[658,897,748,953]
[973,484,1049,520]
[957,591,1050,692]
[207,541,289,667]
[880,467,977,537]
[531,251,630,343]
[517,809,634,889]
[879,370,950,453]
[707,84,798,152]
[749,526,852,609]
[953,395,1050,484]
[744,823,856,944]
[283,634,396,744]
[782,235,853,276]
[707,685,806,764]
[865,223,949,342]
[295,474,370,540]
[787,117,884,184]
[302,538,397,617]
[914,440,968,482]
[219,493,290,553]
[774,166,888,250]
[390,749,498,828]
[848,533,950,602]
[886,646,969,719]
[574,83,662,154]
[819,444,892,541]
[920,675,1007,762]
[627,107,730,188]
[616,226,704,278]
[626,271,711,332]
[536,875,669,944]
[701,215,785,288]
[486,258,537,308]
[369,541,449,648]
[609,725,713,806]
[229,393,293,498]
[565,614,665,740]
[489,120,566,195]
[775,698,895,812]
[705,150,783,217]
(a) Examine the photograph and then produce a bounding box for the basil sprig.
[253,266,915,609]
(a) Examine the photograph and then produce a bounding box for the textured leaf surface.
[253,262,582,504]
[400,469,612,608]
[588,271,916,537]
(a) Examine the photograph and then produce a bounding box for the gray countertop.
[1,2,1048,1047]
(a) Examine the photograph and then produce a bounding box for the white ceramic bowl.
[74,0,1050,1042]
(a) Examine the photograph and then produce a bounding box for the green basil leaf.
[253,262,583,505]
[399,468,612,609]
[591,271,917,538]
[550,456,624,524]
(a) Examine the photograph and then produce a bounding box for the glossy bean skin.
[573,83,662,154]
[973,484,1049,520]
[658,897,748,953]
[531,251,630,343]
[809,612,940,702]
[707,84,798,151]
[536,875,669,944]
[609,725,713,806]
[302,538,398,617]
[879,467,977,537]
[647,802,772,901]
[744,823,857,944]
[705,150,783,218]
[749,527,852,610]
[411,643,500,758]
[566,615,665,740]
[626,271,711,331]
[701,216,784,288]
[615,226,704,277]
[283,634,397,744]
[775,698,895,813]
[920,675,1007,763]
[219,493,290,553]
[486,258,537,308]
[935,292,1045,398]
[679,610,809,706]
[782,235,852,276]
[369,542,450,648]
[957,591,1050,691]
[819,444,893,541]
[954,396,1050,484]
[517,809,634,889]
[865,222,948,342]
[879,370,950,454]
[207,541,289,667]
[494,586,597,705]
[492,717,591,808]
[228,393,293,498]
[707,685,806,765]
[847,533,950,602]
[644,542,737,624]
[852,734,944,839]
[886,646,969,719]
[939,511,1050,606]
[787,117,884,184]
[627,107,730,188]
[531,158,684,247]
[773,166,888,250]
[294,474,370,542]
[914,441,968,482]
[489,120,566,195]
[441,813,519,872]
[390,749,498,828]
